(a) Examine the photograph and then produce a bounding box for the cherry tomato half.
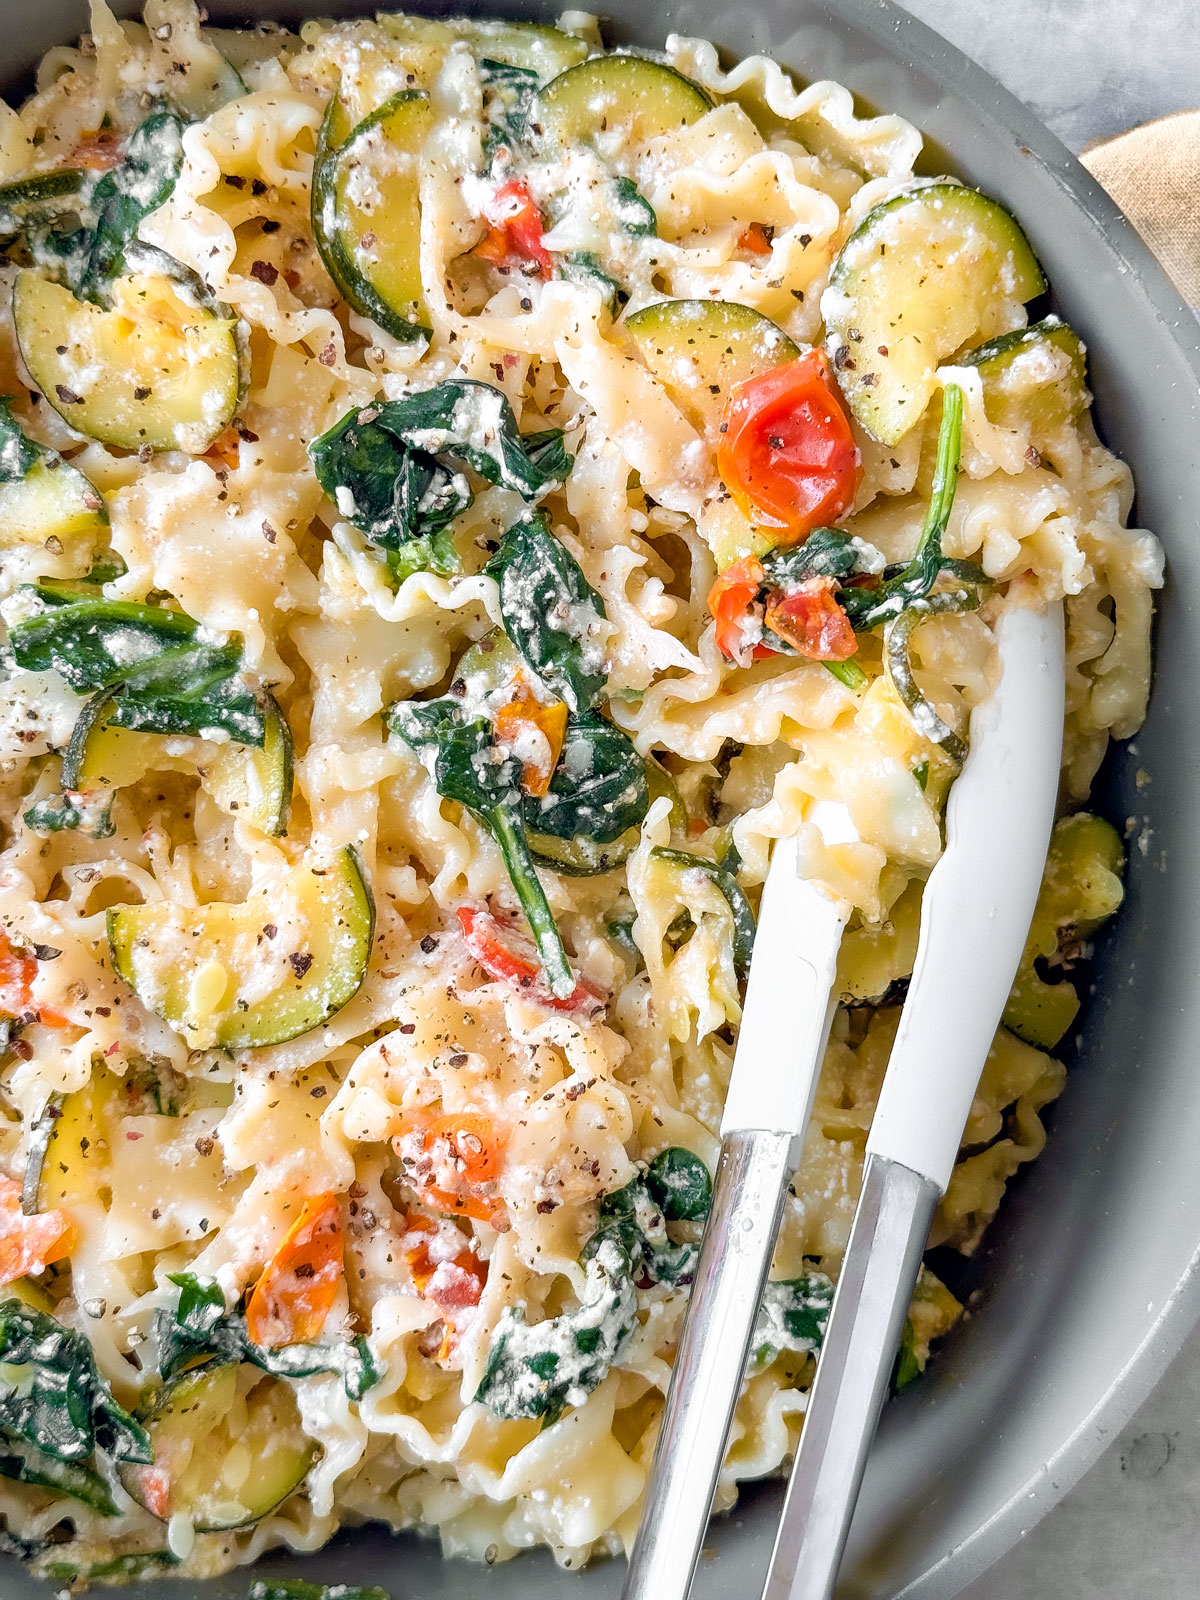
[717,351,860,540]
[473,178,553,277]
[456,905,604,1018]
[765,576,858,661]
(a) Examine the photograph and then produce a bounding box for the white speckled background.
[893,3,1200,1595]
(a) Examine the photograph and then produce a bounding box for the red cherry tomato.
[0,1174,75,1285]
[764,576,858,661]
[393,1113,506,1225]
[245,1192,344,1348]
[717,351,860,539]
[473,178,553,277]
[401,1214,488,1362]
[456,905,604,1018]
[707,556,773,666]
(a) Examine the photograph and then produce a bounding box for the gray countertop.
[893,6,1199,1595]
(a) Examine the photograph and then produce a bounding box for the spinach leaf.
[0,398,42,481]
[41,1552,180,1584]
[12,112,185,301]
[480,57,539,155]
[751,1273,835,1367]
[308,408,471,556]
[388,698,575,997]
[0,1434,119,1514]
[584,1147,712,1290]
[23,791,115,841]
[523,715,647,846]
[839,385,968,631]
[557,251,624,316]
[155,1273,381,1401]
[7,583,264,746]
[763,527,860,589]
[250,1580,390,1600]
[474,1237,637,1424]
[649,846,757,981]
[485,510,607,715]
[0,1299,151,1466]
[309,381,570,575]
[77,111,185,296]
[645,1146,712,1221]
[610,176,657,237]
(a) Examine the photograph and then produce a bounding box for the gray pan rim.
[0,0,1197,1597]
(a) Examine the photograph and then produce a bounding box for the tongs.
[622,601,1065,1600]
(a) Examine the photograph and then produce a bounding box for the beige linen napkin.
[1080,109,1200,305]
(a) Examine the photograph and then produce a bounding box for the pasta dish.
[0,1,1161,1587]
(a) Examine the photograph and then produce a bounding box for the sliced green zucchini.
[166,52,246,121]
[962,315,1088,438]
[59,691,293,837]
[0,169,87,237]
[107,846,375,1050]
[200,695,294,835]
[13,267,244,454]
[624,299,799,436]
[1003,812,1123,1048]
[121,1362,315,1530]
[35,1066,117,1211]
[529,55,712,151]
[824,182,1047,445]
[312,90,433,344]
[458,19,589,77]
[0,398,107,555]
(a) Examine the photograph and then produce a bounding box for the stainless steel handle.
[762,1153,940,1600]
[621,1127,797,1600]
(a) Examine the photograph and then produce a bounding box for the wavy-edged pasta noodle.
[0,0,1160,1582]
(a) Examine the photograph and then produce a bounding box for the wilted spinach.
[7,582,263,745]
[154,1273,381,1402]
[309,381,570,577]
[523,714,647,848]
[751,1273,836,1367]
[480,57,540,155]
[474,1236,637,1425]
[476,1149,711,1423]
[387,696,575,997]
[484,509,606,715]
[14,111,185,302]
[610,175,657,237]
[0,1299,152,1472]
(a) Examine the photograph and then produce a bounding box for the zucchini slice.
[34,1068,115,1212]
[530,55,712,151]
[312,90,433,344]
[624,298,800,437]
[823,182,1046,445]
[60,692,293,838]
[457,20,589,76]
[13,268,244,454]
[121,1362,315,1531]
[107,846,375,1050]
[200,696,294,836]
[962,316,1088,438]
[0,400,107,557]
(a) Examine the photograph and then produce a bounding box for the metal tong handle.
[621,1127,797,1600]
[761,1153,938,1600]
